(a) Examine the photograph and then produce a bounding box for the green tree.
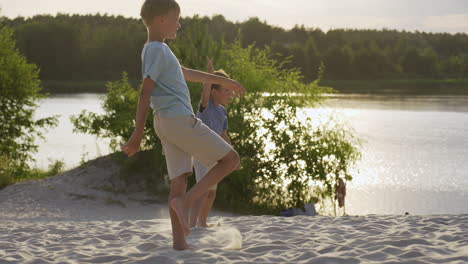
[3,14,468,86]
[0,25,57,184]
[353,41,392,79]
[290,36,321,81]
[402,47,440,77]
[240,17,275,48]
[14,18,81,80]
[303,36,321,80]
[463,55,468,76]
[323,45,353,79]
[441,55,463,78]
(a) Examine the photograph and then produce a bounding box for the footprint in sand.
[136,242,159,252]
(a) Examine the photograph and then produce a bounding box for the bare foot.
[173,241,189,251]
[189,217,197,228]
[198,222,209,228]
[170,197,190,236]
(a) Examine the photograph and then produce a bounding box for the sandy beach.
[1,157,467,264]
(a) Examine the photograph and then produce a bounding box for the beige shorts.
[194,160,217,190]
[153,114,232,180]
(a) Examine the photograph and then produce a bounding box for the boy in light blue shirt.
[122,0,246,250]
[141,41,193,117]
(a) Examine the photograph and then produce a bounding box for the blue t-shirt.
[197,99,228,136]
[141,41,194,117]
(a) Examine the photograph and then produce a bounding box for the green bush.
[71,73,168,190]
[48,160,65,175]
[71,72,156,151]
[71,36,361,215]
[210,42,361,214]
[0,25,57,180]
[0,154,15,189]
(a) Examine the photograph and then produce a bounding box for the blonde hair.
[211,70,230,90]
[140,0,180,26]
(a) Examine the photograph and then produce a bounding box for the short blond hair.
[140,0,180,26]
[212,70,230,90]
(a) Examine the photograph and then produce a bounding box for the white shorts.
[194,160,217,191]
[153,114,232,180]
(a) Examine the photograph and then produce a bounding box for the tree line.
[2,14,468,83]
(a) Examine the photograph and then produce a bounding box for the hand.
[228,79,246,98]
[121,132,142,157]
[206,56,214,74]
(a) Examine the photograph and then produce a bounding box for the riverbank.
[1,154,467,263]
[41,79,140,94]
[321,79,468,95]
[41,79,468,95]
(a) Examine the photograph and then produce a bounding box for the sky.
[1,0,468,33]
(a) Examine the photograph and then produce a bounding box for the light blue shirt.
[196,99,228,136]
[141,41,194,117]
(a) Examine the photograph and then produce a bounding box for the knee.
[207,190,216,199]
[221,150,240,171]
[199,192,209,200]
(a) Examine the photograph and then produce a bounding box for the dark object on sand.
[279,202,317,217]
[337,178,346,208]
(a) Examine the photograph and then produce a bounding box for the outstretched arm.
[200,57,215,109]
[181,66,246,98]
[121,77,153,157]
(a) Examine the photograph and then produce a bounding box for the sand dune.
[1,157,467,263]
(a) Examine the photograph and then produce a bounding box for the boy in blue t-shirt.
[189,58,237,228]
[121,0,245,251]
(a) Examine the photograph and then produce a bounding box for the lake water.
[34,93,468,215]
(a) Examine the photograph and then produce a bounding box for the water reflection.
[33,93,468,214]
[324,94,468,112]
[33,94,112,170]
[311,94,468,214]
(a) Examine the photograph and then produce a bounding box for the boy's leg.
[189,192,207,228]
[162,116,238,233]
[190,161,210,228]
[171,150,239,230]
[198,190,216,227]
[169,173,190,250]
[186,150,238,205]
[154,115,194,244]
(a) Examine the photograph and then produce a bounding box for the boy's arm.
[200,57,214,110]
[121,77,153,157]
[200,82,211,110]
[221,130,232,145]
[181,66,245,97]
